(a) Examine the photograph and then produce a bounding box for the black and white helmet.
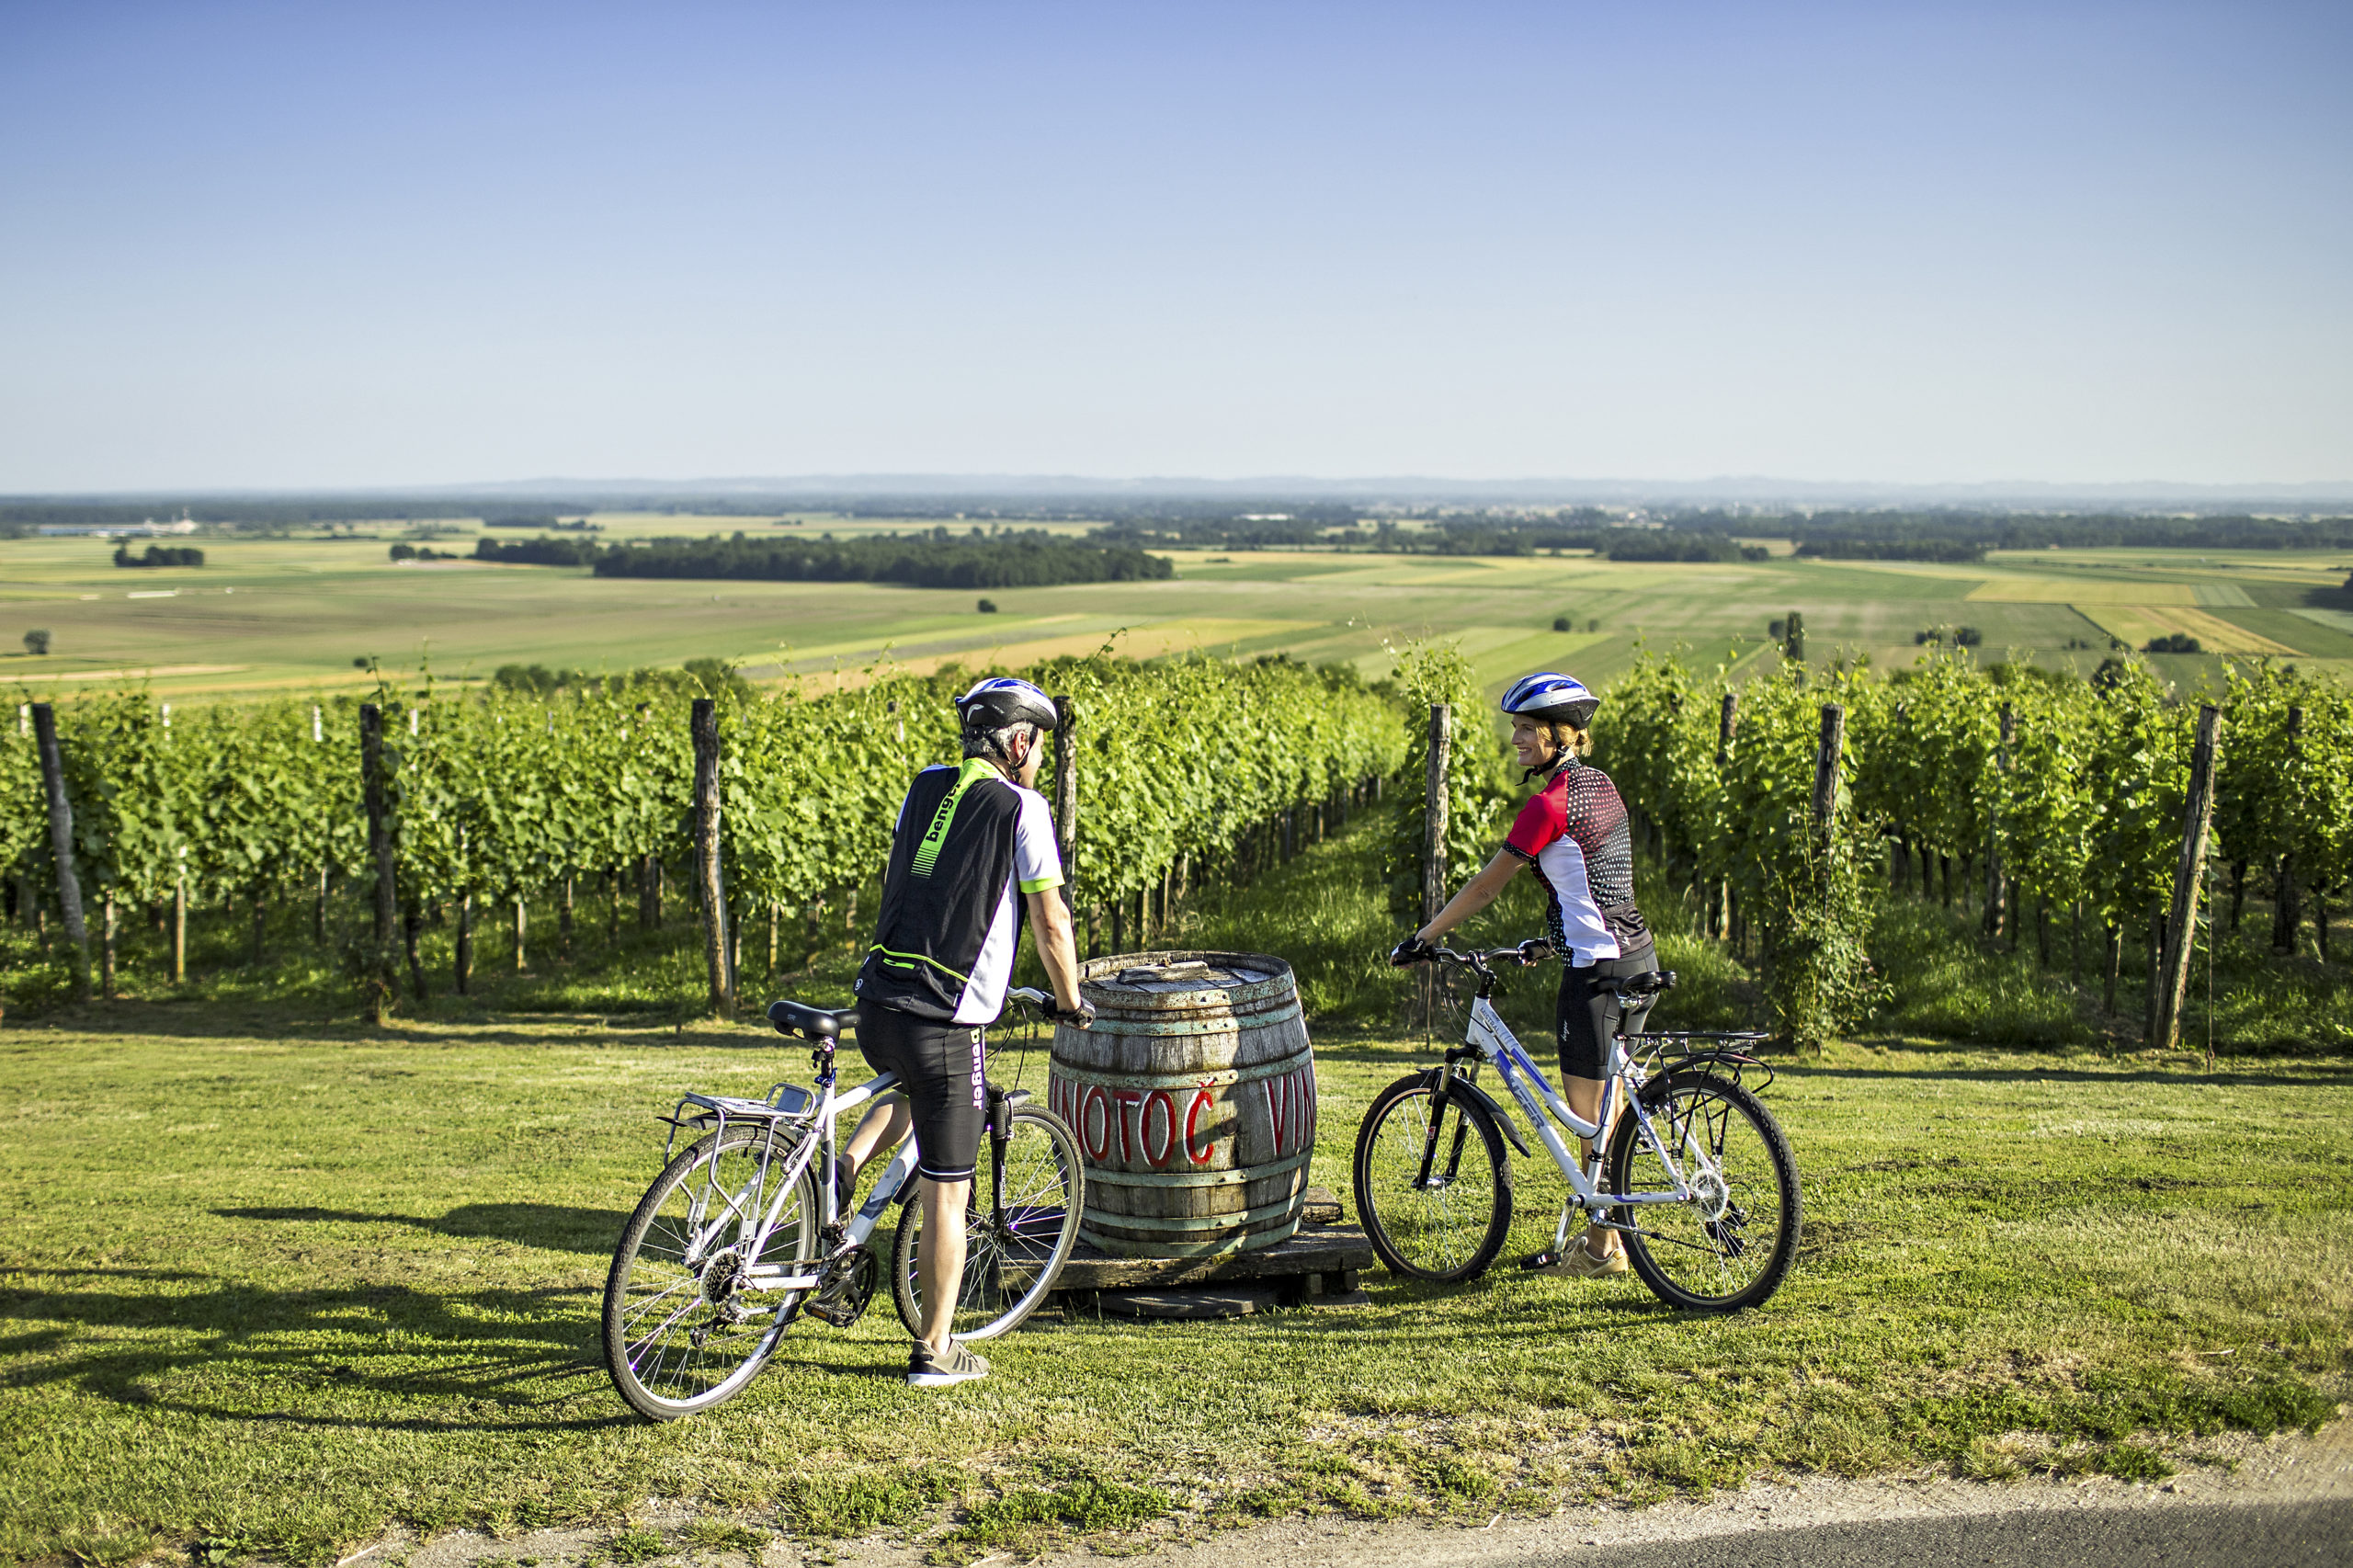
[1500,671,1599,729]
[954,676,1058,734]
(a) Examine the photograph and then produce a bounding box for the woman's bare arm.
[1414,848,1525,944]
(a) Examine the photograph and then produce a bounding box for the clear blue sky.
[3,1,2347,491]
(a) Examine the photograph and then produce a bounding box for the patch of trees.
[591,531,1174,590]
[492,659,753,698]
[475,536,600,567]
[1796,538,1984,562]
[388,543,458,562]
[1666,507,2353,555]
[483,514,597,531]
[2144,632,2204,653]
[1601,533,1768,563]
[113,544,203,567]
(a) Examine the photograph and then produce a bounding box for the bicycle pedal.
[1519,1250,1563,1272]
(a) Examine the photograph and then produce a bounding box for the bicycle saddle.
[767,999,856,1041]
[1603,971,1677,999]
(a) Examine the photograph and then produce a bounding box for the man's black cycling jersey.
[854,758,1063,1024]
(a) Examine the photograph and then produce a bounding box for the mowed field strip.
[1,523,2347,701]
[2074,606,2302,655]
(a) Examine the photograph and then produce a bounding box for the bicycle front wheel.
[1353,1073,1515,1282]
[892,1105,1085,1342]
[1606,1071,1800,1312]
[603,1122,819,1421]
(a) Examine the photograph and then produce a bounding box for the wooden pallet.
[1050,1187,1375,1314]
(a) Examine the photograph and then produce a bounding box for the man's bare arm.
[1024,887,1086,1020]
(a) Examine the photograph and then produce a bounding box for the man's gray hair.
[963,720,1044,767]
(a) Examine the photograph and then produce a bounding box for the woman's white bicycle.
[1358,941,1801,1311]
[600,989,1086,1421]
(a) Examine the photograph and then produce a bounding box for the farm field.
[3,522,2348,703]
[1,1007,2343,1566]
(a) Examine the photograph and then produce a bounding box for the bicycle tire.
[602,1121,819,1421]
[891,1105,1085,1342]
[1353,1072,1515,1283]
[1606,1069,1800,1312]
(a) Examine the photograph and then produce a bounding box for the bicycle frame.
[1442,992,1708,1258]
[671,1062,919,1300]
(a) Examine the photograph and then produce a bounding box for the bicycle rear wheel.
[892,1104,1085,1342]
[603,1122,819,1421]
[1606,1071,1800,1312]
[1353,1073,1515,1282]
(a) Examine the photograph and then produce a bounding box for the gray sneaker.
[907,1338,990,1389]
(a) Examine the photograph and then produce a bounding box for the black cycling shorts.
[856,1002,987,1182]
[1555,950,1658,1082]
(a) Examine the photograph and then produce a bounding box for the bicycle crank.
[804,1247,878,1328]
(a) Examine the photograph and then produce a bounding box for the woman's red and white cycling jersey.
[1502,756,1652,966]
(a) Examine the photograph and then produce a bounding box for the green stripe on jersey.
[868,945,974,984]
[909,758,999,880]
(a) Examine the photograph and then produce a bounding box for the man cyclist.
[836,676,1092,1388]
[1392,671,1658,1279]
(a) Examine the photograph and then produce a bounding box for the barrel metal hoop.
[1081,1193,1304,1233]
[1078,1149,1313,1189]
[1049,1052,1313,1093]
[1070,1006,1302,1038]
[1078,1216,1302,1257]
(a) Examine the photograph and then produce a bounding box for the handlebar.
[1006,986,1094,1028]
[1392,937,1553,972]
[1390,938,1677,998]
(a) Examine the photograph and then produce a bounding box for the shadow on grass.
[214,1202,632,1256]
[0,1277,627,1429]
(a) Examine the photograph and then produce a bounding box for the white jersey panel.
[950,780,1064,1025]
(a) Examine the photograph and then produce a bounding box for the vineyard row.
[3,656,1411,1008]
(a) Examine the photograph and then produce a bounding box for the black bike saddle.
[767,999,856,1041]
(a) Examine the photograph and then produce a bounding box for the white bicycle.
[1357,941,1801,1311]
[601,989,1085,1421]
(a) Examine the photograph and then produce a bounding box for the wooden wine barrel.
[1046,950,1317,1258]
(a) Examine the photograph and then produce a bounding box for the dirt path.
[367,1415,2351,1568]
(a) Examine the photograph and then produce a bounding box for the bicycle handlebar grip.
[1388,937,1434,967]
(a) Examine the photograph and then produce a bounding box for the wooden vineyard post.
[1053,695,1078,915]
[172,846,187,985]
[1421,703,1450,1031]
[30,703,92,1002]
[691,698,732,1016]
[1984,703,2015,940]
[1811,704,1845,846]
[1712,691,1737,938]
[2272,706,2303,954]
[2156,704,2222,1053]
[359,703,399,1022]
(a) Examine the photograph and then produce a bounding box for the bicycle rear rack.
[1626,1032,1777,1094]
[657,1084,817,1165]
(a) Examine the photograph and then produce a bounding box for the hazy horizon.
[5,2,2348,492]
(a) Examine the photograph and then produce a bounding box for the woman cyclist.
[1391,672,1659,1278]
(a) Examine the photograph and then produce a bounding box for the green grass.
[2,979,2346,1564]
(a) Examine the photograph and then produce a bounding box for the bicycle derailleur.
[803,1245,879,1329]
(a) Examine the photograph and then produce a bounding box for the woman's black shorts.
[855,1002,987,1182]
[1555,950,1659,1082]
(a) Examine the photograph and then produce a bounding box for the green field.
[5,519,2349,703]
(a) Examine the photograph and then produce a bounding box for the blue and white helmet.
[954,676,1058,733]
[1500,671,1599,729]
